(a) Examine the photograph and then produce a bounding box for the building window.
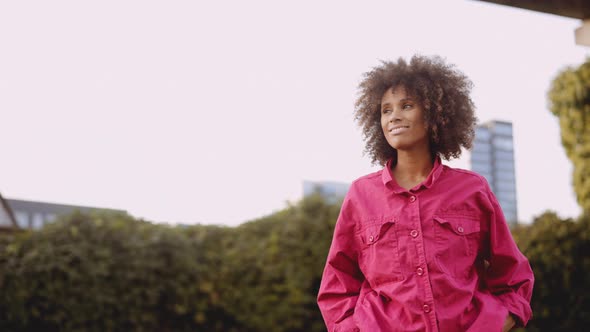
[493,123,513,136]
[32,213,44,229]
[45,213,57,223]
[471,151,491,163]
[494,159,515,172]
[484,177,495,189]
[495,171,515,182]
[496,180,516,192]
[472,143,492,153]
[475,127,491,140]
[472,161,492,174]
[481,172,493,180]
[496,190,517,202]
[14,211,29,228]
[494,150,514,161]
[492,137,514,151]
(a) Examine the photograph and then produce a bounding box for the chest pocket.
[433,215,481,279]
[356,217,402,287]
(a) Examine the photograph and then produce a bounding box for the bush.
[215,193,339,332]
[0,211,239,332]
[512,212,590,331]
[4,198,588,331]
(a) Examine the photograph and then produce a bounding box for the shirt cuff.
[497,292,533,326]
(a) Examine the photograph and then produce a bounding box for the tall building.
[470,120,518,224]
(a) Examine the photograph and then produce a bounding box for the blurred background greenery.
[0,194,589,332]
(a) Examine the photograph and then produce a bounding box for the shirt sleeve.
[483,186,534,327]
[317,195,364,332]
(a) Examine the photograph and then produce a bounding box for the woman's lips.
[389,126,409,135]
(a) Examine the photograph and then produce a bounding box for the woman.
[317,56,533,332]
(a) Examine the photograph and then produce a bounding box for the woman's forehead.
[381,85,418,101]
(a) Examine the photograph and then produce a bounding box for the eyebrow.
[381,98,415,109]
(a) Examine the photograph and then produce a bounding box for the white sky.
[0,0,587,226]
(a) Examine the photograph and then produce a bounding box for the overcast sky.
[1,0,587,226]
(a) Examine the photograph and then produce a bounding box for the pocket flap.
[360,225,381,245]
[433,216,480,235]
[357,219,395,245]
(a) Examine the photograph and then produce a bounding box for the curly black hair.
[354,55,477,166]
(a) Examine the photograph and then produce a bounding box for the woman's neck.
[392,150,434,190]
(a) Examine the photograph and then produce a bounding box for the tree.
[215,193,339,332]
[548,59,590,212]
[511,211,590,332]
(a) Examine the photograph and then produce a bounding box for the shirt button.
[457,226,464,233]
[409,195,416,202]
[423,304,431,313]
[369,235,374,242]
[417,267,424,276]
[410,230,418,238]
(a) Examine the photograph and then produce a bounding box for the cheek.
[412,119,429,137]
[415,116,428,131]
[380,116,388,130]
[420,123,429,135]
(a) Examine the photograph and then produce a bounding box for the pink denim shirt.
[317,157,533,332]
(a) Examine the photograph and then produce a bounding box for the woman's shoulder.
[341,169,385,198]
[351,169,384,187]
[441,164,490,188]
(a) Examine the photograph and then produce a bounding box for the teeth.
[390,126,408,133]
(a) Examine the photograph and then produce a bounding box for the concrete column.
[575,19,590,47]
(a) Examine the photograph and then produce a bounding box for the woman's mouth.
[389,126,409,135]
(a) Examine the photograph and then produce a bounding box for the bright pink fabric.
[317,158,533,332]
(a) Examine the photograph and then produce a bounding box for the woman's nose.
[389,109,402,122]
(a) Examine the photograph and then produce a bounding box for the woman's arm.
[483,187,534,328]
[317,196,364,332]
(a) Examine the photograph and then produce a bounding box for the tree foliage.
[548,59,590,213]
[0,212,238,332]
[216,193,339,332]
[1,197,589,331]
[512,211,590,332]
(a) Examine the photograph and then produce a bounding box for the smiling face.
[380,85,430,154]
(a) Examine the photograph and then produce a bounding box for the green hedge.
[0,198,589,331]
[215,194,339,332]
[0,212,240,332]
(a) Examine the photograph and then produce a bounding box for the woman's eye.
[403,104,413,110]
[382,109,392,114]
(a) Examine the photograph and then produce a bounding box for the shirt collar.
[382,156,444,193]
